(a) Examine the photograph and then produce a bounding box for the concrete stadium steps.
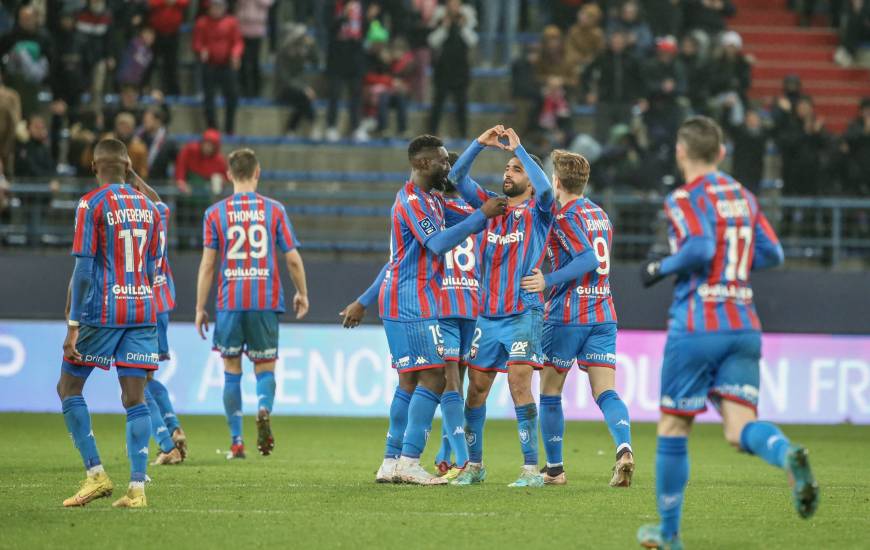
[733,26,840,47]
[749,45,834,64]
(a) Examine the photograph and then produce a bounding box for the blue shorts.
[543,322,617,373]
[468,309,544,373]
[383,319,445,372]
[660,331,762,416]
[439,318,477,365]
[157,312,170,361]
[61,324,158,379]
[213,311,279,362]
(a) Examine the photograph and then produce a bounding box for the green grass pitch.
[1,413,868,549]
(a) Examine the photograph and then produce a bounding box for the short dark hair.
[228,148,259,180]
[677,116,723,164]
[447,151,459,166]
[551,150,590,194]
[407,134,444,160]
[512,152,544,170]
[93,138,128,162]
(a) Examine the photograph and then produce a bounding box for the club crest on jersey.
[418,217,436,236]
[469,345,478,359]
[436,344,445,358]
[513,208,523,219]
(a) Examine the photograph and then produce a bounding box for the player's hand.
[293,292,309,320]
[520,268,546,293]
[231,56,241,71]
[503,128,521,152]
[477,125,506,149]
[480,197,508,218]
[340,300,366,328]
[177,180,191,195]
[641,257,667,288]
[63,326,82,363]
[195,309,210,339]
[199,50,209,63]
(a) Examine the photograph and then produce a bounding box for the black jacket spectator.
[725,109,768,195]
[775,97,830,196]
[683,0,736,35]
[15,115,56,178]
[841,100,870,196]
[679,35,710,113]
[708,49,751,101]
[324,0,367,138]
[582,31,644,142]
[136,107,176,180]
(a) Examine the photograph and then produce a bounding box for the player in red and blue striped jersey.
[637,117,818,550]
[519,150,633,488]
[195,149,309,459]
[448,126,556,488]
[127,175,188,466]
[341,136,505,485]
[57,139,162,508]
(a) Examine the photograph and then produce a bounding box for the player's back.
[203,191,299,312]
[665,171,779,333]
[72,183,161,327]
[545,197,616,325]
[379,181,444,321]
[477,198,554,317]
[440,195,480,320]
[153,201,176,313]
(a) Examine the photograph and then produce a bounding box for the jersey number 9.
[593,236,610,276]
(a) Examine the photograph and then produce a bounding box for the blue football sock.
[145,389,175,453]
[401,386,440,459]
[223,372,243,445]
[656,436,689,540]
[255,371,276,413]
[434,422,452,466]
[515,403,539,466]
[440,391,469,467]
[147,378,180,433]
[595,389,632,453]
[740,421,790,469]
[384,386,411,459]
[125,403,151,482]
[539,394,564,465]
[61,396,102,470]
[464,404,486,463]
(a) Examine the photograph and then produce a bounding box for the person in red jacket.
[148,0,190,95]
[175,128,227,195]
[193,0,244,134]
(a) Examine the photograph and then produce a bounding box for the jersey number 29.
[227,224,268,260]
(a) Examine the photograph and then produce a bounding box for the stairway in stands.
[732,0,870,133]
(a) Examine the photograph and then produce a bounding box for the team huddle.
[55,117,818,549]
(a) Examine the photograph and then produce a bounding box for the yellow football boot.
[112,486,147,508]
[442,466,463,481]
[62,471,114,507]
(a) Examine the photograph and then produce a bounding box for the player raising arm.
[520,150,633,487]
[58,139,161,509]
[195,149,309,459]
[637,117,817,550]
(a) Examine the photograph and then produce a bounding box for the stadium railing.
[1,179,868,267]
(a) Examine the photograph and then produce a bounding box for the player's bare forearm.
[65,277,72,319]
[284,249,308,298]
[129,169,161,203]
[195,248,218,313]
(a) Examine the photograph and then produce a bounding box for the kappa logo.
[509,341,529,357]
[415,356,428,365]
[77,199,89,209]
[138,446,149,456]
[518,429,530,444]
[548,436,563,443]
[659,493,682,510]
[617,419,630,427]
[452,426,465,436]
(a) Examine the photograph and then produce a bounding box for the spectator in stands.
[535,25,580,95]
[708,30,751,127]
[102,84,145,132]
[175,128,227,195]
[840,97,870,196]
[15,114,56,178]
[511,43,541,132]
[359,19,392,140]
[50,8,87,115]
[538,75,572,141]
[682,0,736,45]
[770,74,803,129]
[148,0,189,95]
[0,75,21,178]
[0,5,52,118]
[107,112,150,176]
[679,33,711,114]
[404,0,437,103]
[644,0,683,37]
[427,0,477,139]
[324,0,367,142]
[594,123,649,191]
[725,108,768,195]
[193,0,244,135]
[564,3,605,71]
[376,37,414,137]
[236,0,274,97]
[116,26,155,89]
[582,30,644,144]
[641,36,687,181]
[480,0,519,67]
[76,0,114,107]
[607,0,653,55]
[775,96,831,196]
[548,0,585,31]
[276,22,318,137]
[136,106,176,180]
[834,0,870,67]
[113,0,149,46]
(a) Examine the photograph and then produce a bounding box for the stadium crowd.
[0,0,867,209]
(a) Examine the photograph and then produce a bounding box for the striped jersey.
[71,183,161,327]
[465,186,555,317]
[665,171,780,333]
[153,201,176,313]
[203,192,299,312]
[440,196,480,320]
[379,181,446,321]
[545,197,617,325]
